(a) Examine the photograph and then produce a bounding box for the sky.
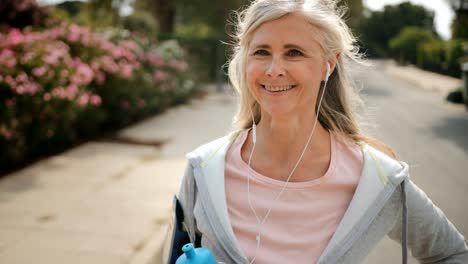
[38,0,455,39]
[365,0,454,39]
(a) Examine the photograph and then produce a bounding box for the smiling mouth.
[261,84,297,93]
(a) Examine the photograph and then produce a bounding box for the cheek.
[246,60,264,83]
[246,61,264,97]
[293,64,322,86]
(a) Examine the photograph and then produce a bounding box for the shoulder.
[361,143,409,185]
[185,129,244,166]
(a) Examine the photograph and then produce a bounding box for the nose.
[265,57,285,77]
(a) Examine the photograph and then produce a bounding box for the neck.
[254,112,329,164]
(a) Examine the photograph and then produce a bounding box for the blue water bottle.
[175,243,217,264]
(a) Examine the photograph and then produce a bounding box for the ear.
[323,52,341,80]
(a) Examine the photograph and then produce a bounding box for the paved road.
[360,62,468,263]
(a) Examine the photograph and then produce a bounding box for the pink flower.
[70,60,94,86]
[67,24,81,43]
[78,93,89,106]
[47,70,55,79]
[5,98,16,107]
[43,43,68,66]
[120,40,138,51]
[0,49,17,68]
[5,76,15,86]
[47,129,54,138]
[146,53,165,66]
[8,28,24,46]
[81,33,92,46]
[60,69,69,79]
[15,85,25,94]
[120,100,130,109]
[95,72,105,85]
[121,64,133,79]
[21,50,36,64]
[5,58,17,68]
[1,129,13,140]
[32,67,47,77]
[16,72,28,82]
[90,94,102,106]
[168,59,188,72]
[43,54,59,65]
[111,47,124,59]
[52,87,67,99]
[43,93,51,101]
[90,59,100,71]
[100,56,119,74]
[100,41,116,52]
[0,49,14,60]
[66,84,79,99]
[137,99,145,108]
[23,83,40,95]
[153,70,169,82]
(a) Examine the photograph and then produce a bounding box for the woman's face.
[246,12,328,120]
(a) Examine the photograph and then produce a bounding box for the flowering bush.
[0,23,195,173]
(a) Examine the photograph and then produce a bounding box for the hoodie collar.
[187,131,409,263]
[317,144,408,263]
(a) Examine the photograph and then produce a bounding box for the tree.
[84,0,121,27]
[445,0,468,39]
[135,0,176,35]
[359,2,436,57]
[389,26,438,65]
[0,0,52,29]
[134,0,249,38]
[338,0,364,32]
[56,1,82,17]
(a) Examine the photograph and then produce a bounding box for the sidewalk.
[0,62,461,264]
[0,85,238,264]
[375,59,463,95]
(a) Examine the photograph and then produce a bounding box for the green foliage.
[445,0,468,38]
[442,39,467,76]
[452,10,468,39]
[122,11,158,37]
[0,24,197,174]
[55,1,83,18]
[337,0,364,32]
[389,26,438,65]
[446,86,464,103]
[175,22,220,39]
[359,2,436,57]
[0,0,53,29]
[418,38,446,72]
[388,27,467,77]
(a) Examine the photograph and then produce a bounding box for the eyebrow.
[252,44,305,50]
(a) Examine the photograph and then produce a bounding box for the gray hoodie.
[176,131,468,263]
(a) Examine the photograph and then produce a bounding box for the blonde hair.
[227,0,397,158]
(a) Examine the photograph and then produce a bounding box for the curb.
[129,220,169,264]
[383,62,462,95]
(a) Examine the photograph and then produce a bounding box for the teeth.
[263,85,294,92]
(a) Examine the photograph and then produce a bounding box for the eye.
[286,49,303,57]
[253,49,270,56]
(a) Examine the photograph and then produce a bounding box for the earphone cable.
[247,76,329,264]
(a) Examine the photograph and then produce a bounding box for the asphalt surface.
[360,62,468,263]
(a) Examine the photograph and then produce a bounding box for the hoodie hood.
[185,131,409,263]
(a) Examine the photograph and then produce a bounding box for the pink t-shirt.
[224,130,363,263]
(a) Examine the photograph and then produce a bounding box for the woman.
[166,0,468,263]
